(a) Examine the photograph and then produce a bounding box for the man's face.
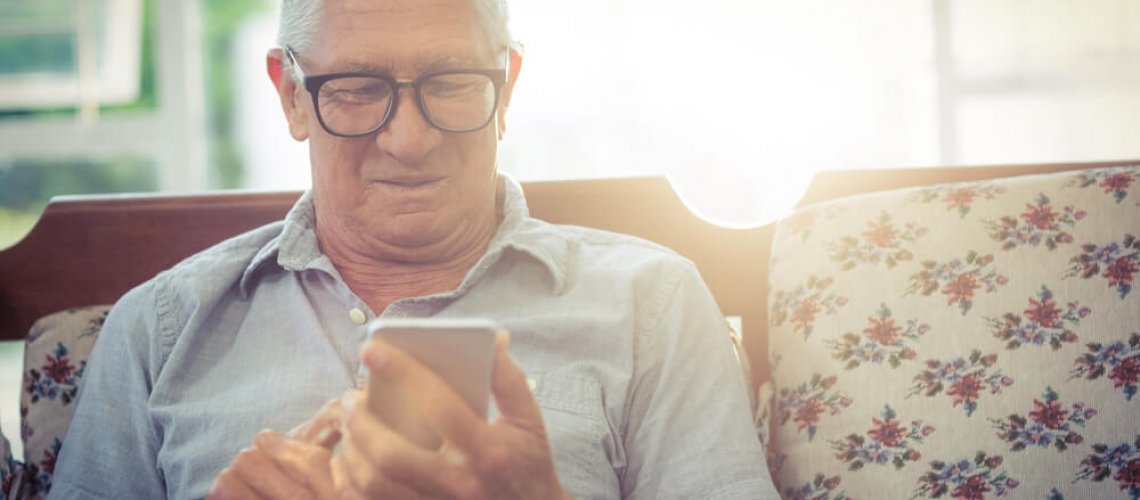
[281,0,510,262]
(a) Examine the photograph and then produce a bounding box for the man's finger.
[287,398,345,449]
[206,467,260,500]
[362,338,485,450]
[490,331,545,427]
[254,430,335,496]
[228,445,309,500]
[339,392,459,497]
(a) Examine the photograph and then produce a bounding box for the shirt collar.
[239,174,568,298]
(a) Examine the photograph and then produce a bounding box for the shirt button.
[526,378,538,392]
[349,308,367,325]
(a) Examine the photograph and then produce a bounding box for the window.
[0,0,272,250]
[0,0,144,111]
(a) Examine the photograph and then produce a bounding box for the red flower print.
[944,187,978,209]
[1024,297,1062,328]
[1102,173,1134,193]
[1104,256,1139,289]
[41,446,58,475]
[794,397,825,431]
[42,354,75,384]
[942,273,980,305]
[947,373,984,407]
[863,220,900,248]
[1020,203,1058,230]
[823,475,841,490]
[1027,399,1069,429]
[791,298,820,332]
[864,316,901,345]
[868,417,906,447]
[1109,356,1140,389]
[1115,459,1140,491]
[951,475,992,500]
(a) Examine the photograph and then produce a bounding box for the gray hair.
[277,0,512,57]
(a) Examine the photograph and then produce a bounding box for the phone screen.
[364,318,498,449]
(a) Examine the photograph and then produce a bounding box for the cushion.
[767,166,1140,499]
[19,306,111,499]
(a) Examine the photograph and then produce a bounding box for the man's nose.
[374,87,443,163]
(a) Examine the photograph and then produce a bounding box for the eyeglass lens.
[316,74,497,134]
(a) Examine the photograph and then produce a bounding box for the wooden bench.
[0,160,1120,391]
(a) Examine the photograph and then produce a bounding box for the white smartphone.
[364,317,499,449]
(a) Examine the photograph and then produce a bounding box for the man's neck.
[327,242,489,315]
[315,187,505,315]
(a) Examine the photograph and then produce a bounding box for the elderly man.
[50,0,777,498]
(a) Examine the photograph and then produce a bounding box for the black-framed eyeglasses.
[284,46,507,137]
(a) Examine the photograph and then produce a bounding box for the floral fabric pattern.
[913,452,1019,499]
[776,373,852,441]
[913,183,1008,218]
[825,304,929,370]
[907,251,1008,315]
[827,211,927,270]
[23,343,85,407]
[831,405,933,470]
[17,306,111,500]
[1064,166,1140,204]
[770,275,849,338]
[1075,436,1140,500]
[908,350,1013,417]
[986,285,1089,351]
[1071,333,1140,401]
[990,387,1095,452]
[984,194,1084,251]
[1065,234,1140,299]
[907,252,1007,314]
[783,473,848,500]
[768,166,1140,500]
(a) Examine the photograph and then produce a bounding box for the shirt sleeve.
[620,261,780,500]
[48,281,168,499]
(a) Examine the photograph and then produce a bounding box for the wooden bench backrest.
[1,160,1127,390]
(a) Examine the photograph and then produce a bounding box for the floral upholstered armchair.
[764,165,1140,499]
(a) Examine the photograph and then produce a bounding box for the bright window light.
[235,0,1140,226]
[0,0,143,110]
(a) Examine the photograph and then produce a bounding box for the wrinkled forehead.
[312,0,499,71]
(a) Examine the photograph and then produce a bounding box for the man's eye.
[424,77,484,97]
[324,81,391,101]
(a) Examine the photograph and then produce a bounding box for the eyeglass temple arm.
[282,46,306,82]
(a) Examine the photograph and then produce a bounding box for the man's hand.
[205,400,344,500]
[336,331,572,499]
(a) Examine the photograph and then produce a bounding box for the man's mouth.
[372,177,444,190]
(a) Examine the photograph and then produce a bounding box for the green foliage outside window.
[204,0,272,189]
[0,0,272,248]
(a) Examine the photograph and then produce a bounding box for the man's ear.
[497,45,523,140]
[267,48,310,142]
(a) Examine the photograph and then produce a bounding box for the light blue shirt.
[50,176,777,500]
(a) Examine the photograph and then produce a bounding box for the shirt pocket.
[530,372,619,499]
